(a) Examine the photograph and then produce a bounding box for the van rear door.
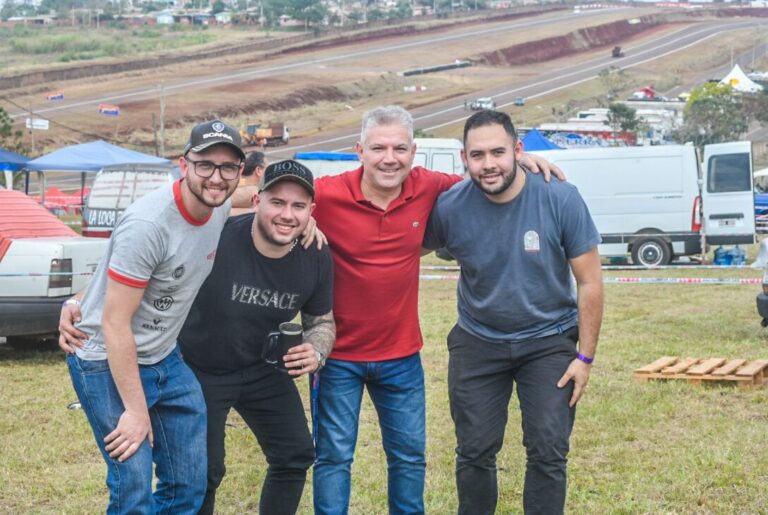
[701,141,755,242]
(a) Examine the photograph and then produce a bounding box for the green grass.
[0,25,223,70]
[1,253,767,513]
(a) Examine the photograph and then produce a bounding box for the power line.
[1,95,121,145]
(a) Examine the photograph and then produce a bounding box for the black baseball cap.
[260,159,314,197]
[183,120,245,160]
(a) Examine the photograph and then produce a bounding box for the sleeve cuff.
[108,268,150,289]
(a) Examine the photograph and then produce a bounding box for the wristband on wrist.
[63,298,81,308]
[576,352,594,365]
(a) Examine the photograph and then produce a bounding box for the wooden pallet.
[633,356,768,389]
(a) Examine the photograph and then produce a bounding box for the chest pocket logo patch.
[524,230,540,253]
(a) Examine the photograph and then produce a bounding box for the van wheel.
[631,237,671,267]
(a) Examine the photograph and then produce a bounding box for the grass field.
[0,23,276,73]
[1,252,767,513]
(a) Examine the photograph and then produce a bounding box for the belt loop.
[556,325,564,335]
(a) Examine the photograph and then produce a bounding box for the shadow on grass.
[0,340,63,362]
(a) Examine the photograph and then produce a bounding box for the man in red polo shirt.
[310,105,561,514]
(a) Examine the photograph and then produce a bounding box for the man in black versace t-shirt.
[179,160,335,515]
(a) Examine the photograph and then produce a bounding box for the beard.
[471,158,518,197]
[186,178,236,208]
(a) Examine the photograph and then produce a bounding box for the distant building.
[2,14,54,25]
[278,14,303,27]
[214,11,231,24]
[0,0,44,8]
[155,10,174,24]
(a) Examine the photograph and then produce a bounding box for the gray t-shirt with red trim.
[75,180,230,364]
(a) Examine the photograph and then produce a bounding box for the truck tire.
[631,237,672,267]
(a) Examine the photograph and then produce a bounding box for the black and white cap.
[183,120,245,160]
[260,159,314,197]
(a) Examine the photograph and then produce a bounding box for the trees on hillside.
[673,83,748,147]
[607,102,640,142]
[0,107,27,156]
[598,66,630,102]
[283,0,327,28]
[0,107,29,190]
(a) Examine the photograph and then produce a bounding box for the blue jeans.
[67,347,208,514]
[313,353,426,515]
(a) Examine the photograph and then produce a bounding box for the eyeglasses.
[186,159,242,180]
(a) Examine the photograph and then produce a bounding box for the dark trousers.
[447,324,578,515]
[188,361,315,515]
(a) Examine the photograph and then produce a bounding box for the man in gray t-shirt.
[423,110,603,515]
[58,120,246,514]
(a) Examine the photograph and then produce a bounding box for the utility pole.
[159,83,166,157]
[28,103,36,155]
[152,113,159,156]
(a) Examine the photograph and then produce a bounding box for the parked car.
[465,97,496,110]
[0,190,106,349]
[513,96,526,106]
[81,163,180,238]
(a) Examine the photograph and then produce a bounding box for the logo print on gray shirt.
[154,296,175,311]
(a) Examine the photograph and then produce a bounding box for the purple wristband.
[576,352,594,365]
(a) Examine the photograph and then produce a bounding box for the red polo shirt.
[314,166,462,362]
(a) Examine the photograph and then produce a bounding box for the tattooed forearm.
[301,310,336,361]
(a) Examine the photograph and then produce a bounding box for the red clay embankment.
[477,15,662,66]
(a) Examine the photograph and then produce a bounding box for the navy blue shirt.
[424,171,600,342]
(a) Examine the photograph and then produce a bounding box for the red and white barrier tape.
[420,275,762,285]
[0,272,94,277]
[421,265,758,271]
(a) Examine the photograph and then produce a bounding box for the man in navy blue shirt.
[423,110,604,515]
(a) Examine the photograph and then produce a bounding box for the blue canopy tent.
[25,140,169,172]
[23,140,170,205]
[293,152,359,161]
[1,148,29,190]
[0,148,29,171]
[521,129,563,151]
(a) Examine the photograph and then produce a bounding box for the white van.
[295,138,464,179]
[530,142,755,266]
[81,163,180,237]
[413,138,464,175]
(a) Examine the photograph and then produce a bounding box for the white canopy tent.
[719,64,764,93]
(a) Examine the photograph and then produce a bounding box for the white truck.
[530,142,755,266]
[1,190,106,348]
[295,137,465,178]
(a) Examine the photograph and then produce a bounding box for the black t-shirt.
[179,214,334,374]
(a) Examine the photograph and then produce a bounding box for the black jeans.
[188,361,315,515]
[447,325,578,515]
